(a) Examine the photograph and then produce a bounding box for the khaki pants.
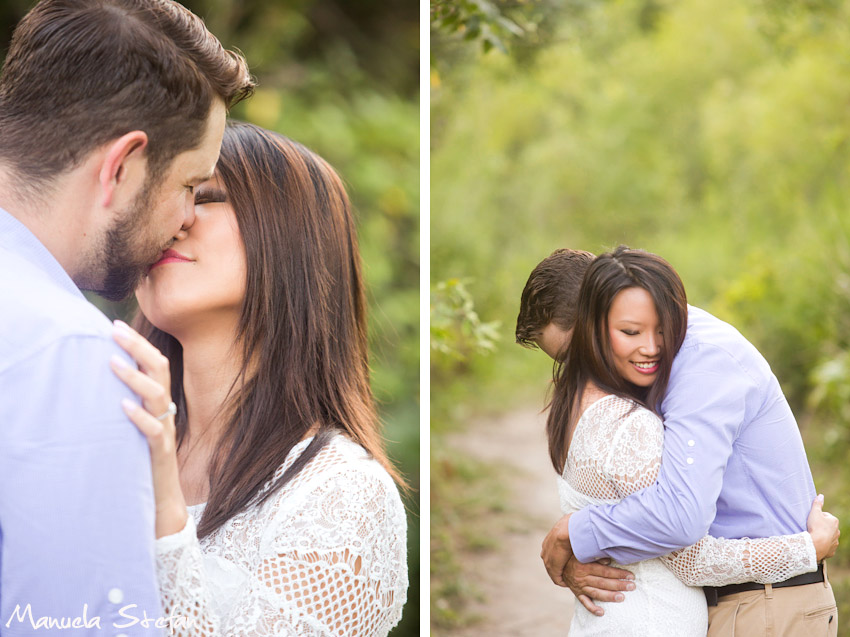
[707,567,837,637]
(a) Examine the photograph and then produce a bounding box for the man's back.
[670,306,815,539]
[0,209,161,635]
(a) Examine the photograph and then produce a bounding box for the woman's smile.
[630,359,659,374]
[149,248,193,271]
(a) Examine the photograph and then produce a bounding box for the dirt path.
[447,405,574,636]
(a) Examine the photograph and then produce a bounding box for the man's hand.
[562,555,636,616]
[541,514,636,616]
[541,514,575,587]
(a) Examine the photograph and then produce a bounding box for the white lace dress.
[154,434,408,636]
[560,394,816,637]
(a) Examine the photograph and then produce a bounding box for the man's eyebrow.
[190,171,215,184]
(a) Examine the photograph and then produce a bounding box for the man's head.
[515,248,595,358]
[0,0,255,299]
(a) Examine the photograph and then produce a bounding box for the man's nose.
[182,194,196,231]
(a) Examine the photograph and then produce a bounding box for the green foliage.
[430,0,524,54]
[431,278,500,363]
[811,352,850,425]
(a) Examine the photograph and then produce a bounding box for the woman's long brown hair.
[135,121,402,538]
[546,246,688,474]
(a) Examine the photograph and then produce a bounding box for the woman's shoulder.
[580,393,662,433]
[260,434,407,544]
[271,433,403,507]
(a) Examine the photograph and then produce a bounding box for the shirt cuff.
[155,512,195,555]
[569,507,603,563]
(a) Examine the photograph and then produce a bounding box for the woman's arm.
[660,496,838,586]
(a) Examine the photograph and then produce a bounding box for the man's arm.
[567,343,754,565]
[0,336,162,635]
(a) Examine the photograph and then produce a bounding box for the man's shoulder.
[684,305,757,353]
[678,305,771,379]
[0,250,114,372]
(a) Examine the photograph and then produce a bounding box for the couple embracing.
[517,247,839,636]
[0,1,407,635]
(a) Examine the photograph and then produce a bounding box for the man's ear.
[98,131,149,208]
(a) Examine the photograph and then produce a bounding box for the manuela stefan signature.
[5,603,198,631]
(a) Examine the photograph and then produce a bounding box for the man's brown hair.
[515,248,595,348]
[0,0,254,193]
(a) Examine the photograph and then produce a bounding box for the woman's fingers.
[111,320,173,417]
[110,355,169,405]
[112,320,171,381]
[121,398,165,442]
[807,495,841,561]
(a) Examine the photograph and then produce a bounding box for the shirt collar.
[0,206,86,301]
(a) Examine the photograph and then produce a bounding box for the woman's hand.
[110,319,188,539]
[807,494,840,562]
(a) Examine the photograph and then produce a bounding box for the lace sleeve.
[601,407,665,497]
[156,514,220,635]
[155,462,407,636]
[600,407,818,587]
[660,532,817,586]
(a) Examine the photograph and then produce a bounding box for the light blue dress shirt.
[570,305,817,565]
[0,208,163,635]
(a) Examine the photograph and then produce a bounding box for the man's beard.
[82,179,167,302]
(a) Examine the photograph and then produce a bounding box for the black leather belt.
[704,563,825,607]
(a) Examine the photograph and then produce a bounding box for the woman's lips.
[631,360,659,374]
[149,249,192,271]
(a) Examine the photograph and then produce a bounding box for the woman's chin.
[137,306,190,339]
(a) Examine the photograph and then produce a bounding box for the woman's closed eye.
[194,187,227,205]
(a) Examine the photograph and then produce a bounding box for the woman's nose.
[640,333,661,356]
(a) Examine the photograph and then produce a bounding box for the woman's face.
[607,286,663,387]
[135,174,247,337]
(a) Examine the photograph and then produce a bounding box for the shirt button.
[108,588,124,604]
[687,458,695,465]
[687,440,695,447]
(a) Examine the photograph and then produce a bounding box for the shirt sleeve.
[0,335,162,636]
[155,464,408,636]
[588,404,818,585]
[569,342,758,564]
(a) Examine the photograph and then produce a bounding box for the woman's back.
[558,394,708,636]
